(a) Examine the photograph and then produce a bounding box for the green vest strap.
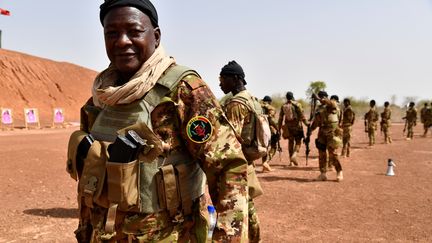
[144,65,200,107]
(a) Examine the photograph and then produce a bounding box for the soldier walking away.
[260,95,279,172]
[364,100,379,146]
[309,91,344,182]
[424,103,432,137]
[278,91,309,166]
[380,101,392,144]
[219,60,263,243]
[66,1,248,242]
[420,102,431,137]
[404,101,417,140]
[340,98,355,157]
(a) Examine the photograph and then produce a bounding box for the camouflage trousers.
[406,122,415,139]
[423,122,431,136]
[367,127,376,146]
[262,136,277,163]
[287,134,302,163]
[75,196,209,243]
[248,197,261,243]
[318,146,342,173]
[341,126,352,156]
[382,124,392,143]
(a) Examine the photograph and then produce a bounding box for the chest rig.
[90,65,205,215]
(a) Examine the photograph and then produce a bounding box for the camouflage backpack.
[230,92,271,161]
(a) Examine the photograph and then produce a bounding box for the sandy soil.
[0,122,431,242]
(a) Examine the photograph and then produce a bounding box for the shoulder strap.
[144,65,199,107]
[230,92,259,115]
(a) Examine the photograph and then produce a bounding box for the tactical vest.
[319,105,339,129]
[89,65,205,214]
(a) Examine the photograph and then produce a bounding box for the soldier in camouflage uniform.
[278,91,308,166]
[404,102,417,140]
[340,98,355,157]
[260,95,279,172]
[380,101,392,144]
[424,103,432,137]
[219,60,263,243]
[66,1,248,242]
[364,100,379,146]
[309,91,343,182]
[420,103,430,137]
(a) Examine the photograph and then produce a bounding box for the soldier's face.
[103,6,160,79]
[219,75,235,94]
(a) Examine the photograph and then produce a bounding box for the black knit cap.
[100,0,158,27]
[220,60,246,84]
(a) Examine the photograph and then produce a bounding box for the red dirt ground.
[0,122,431,242]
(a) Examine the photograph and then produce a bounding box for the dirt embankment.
[0,48,97,127]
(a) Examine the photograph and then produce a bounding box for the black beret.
[100,0,158,27]
[286,91,294,100]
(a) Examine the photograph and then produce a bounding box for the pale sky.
[1,0,432,105]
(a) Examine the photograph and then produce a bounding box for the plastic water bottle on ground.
[207,205,217,241]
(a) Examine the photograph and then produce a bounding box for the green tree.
[306,81,327,99]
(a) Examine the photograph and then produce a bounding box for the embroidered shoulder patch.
[186,116,213,143]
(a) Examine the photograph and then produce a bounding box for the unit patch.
[186,116,213,143]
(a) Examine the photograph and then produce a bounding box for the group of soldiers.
[259,91,345,182]
[258,93,432,182]
[364,100,432,145]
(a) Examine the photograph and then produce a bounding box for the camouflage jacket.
[277,100,307,131]
[221,90,254,144]
[341,105,355,127]
[79,66,248,242]
[381,107,392,124]
[260,101,278,134]
[364,107,379,124]
[310,98,340,140]
[420,107,428,123]
[405,107,417,122]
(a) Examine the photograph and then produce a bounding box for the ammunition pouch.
[78,140,110,209]
[67,130,89,181]
[247,164,263,199]
[106,160,140,212]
